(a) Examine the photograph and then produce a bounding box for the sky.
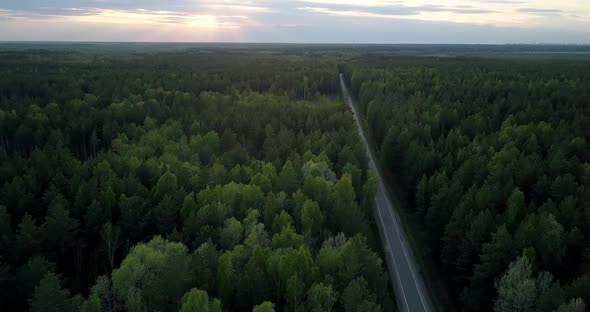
[0,0,589,44]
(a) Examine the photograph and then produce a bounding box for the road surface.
[340,74,432,312]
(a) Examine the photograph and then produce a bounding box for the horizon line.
[1,40,590,46]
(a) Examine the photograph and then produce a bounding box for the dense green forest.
[4,43,590,312]
[0,47,394,312]
[349,55,590,311]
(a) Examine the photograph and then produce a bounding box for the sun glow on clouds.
[76,9,243,29]
[0,8,244,29]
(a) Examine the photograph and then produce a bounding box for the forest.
[0,46,394,312]
[348,54,590,311]
[3,43,590,312]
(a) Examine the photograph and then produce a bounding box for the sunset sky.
[1,0,589,43]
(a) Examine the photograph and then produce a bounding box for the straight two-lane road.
[340,74,433,312]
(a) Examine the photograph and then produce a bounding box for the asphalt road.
[340,74,432,312]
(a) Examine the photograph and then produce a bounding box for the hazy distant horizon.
[1,41,590,46]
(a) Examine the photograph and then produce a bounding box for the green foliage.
[494,256,537,312]
[29,273,79,312]
[16,256,56,300]
[556,298,586,312]
[277,160,298,195]
[112,236,193,312]
[219,218,243,250]
[179,288,222,312]
[154,170,178,202]
[301,199,324,241]
[0,47,389,312]
[252,301,276,312]
[89,275,115,312]
[181,193,198,219]
[80,294,102,312]
[342,277,383,312]
[351,55,590,311]
[126,288,144,312]
[271,211,293,234]
[307,283,337,312]
[216,251,237,303]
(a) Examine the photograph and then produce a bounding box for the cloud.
[0,1,576,23]
[297,3,500,21]
[517,8,563,14]
[469,0,526,3]
[0,7,244,28]
[0,0,588,43]
[0,0,274,19]
[0,0,275,33]
[299,1,499,16]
